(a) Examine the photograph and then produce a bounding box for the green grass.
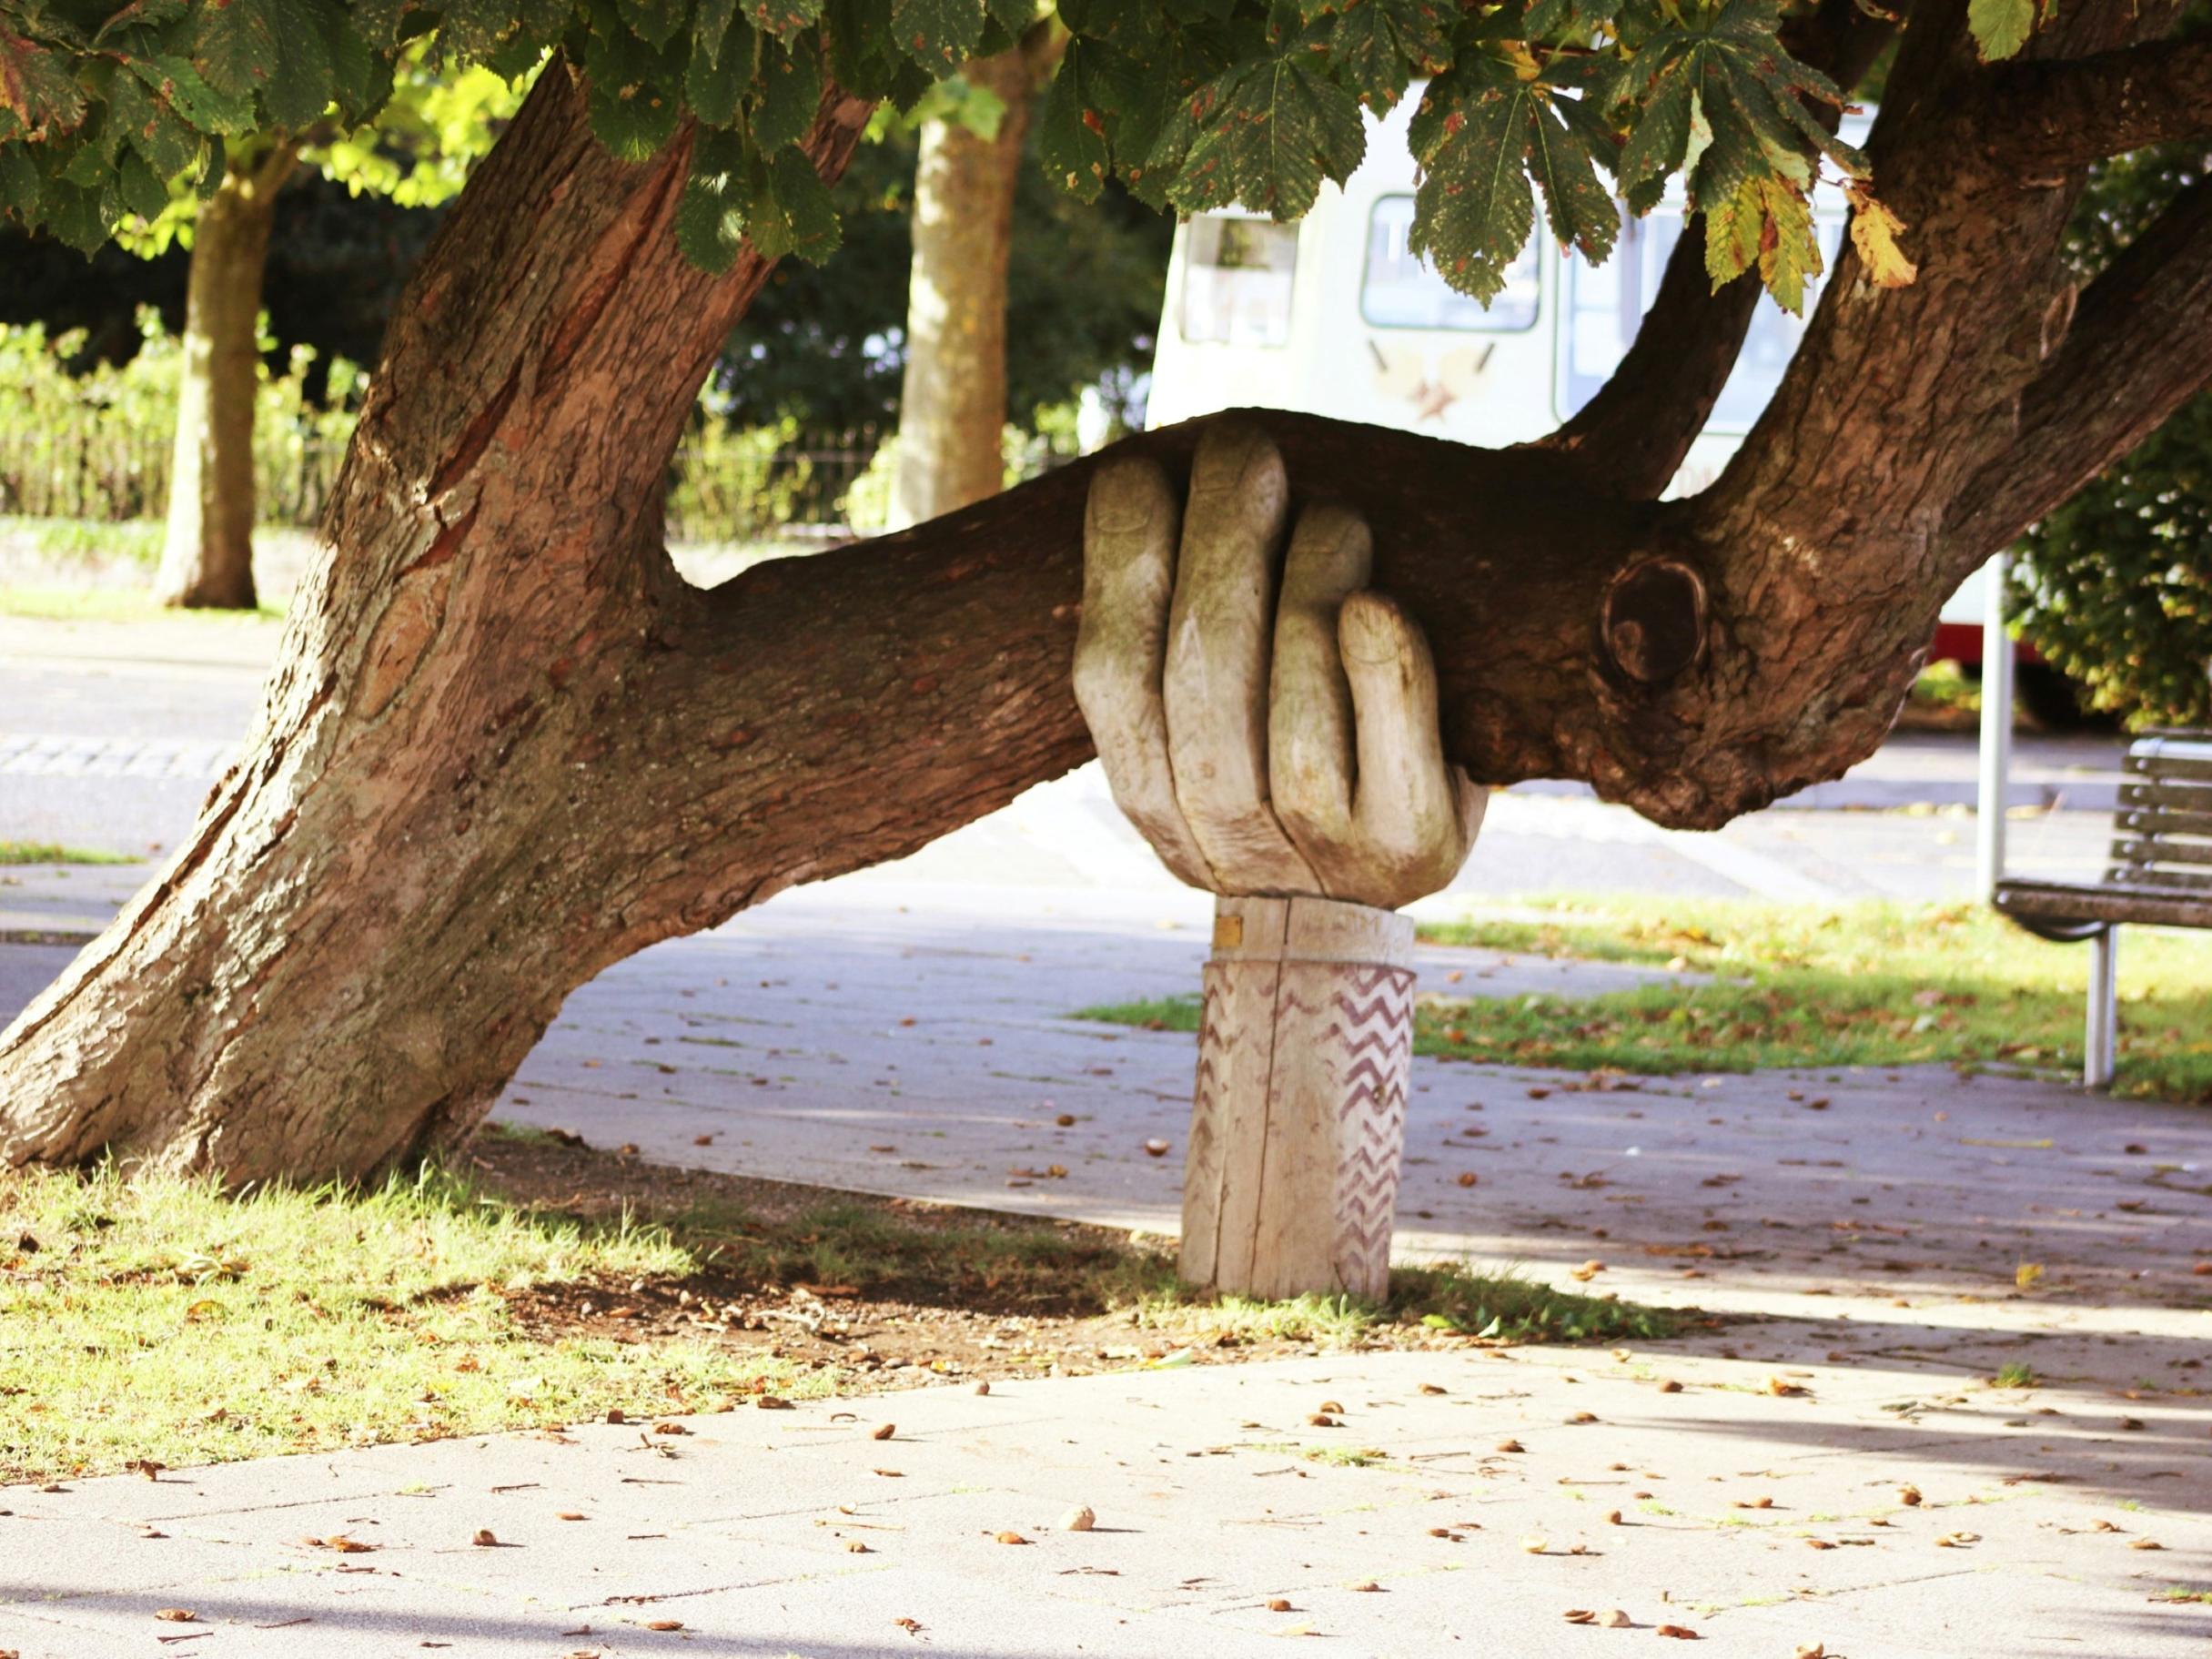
[0,1164,816,1484]
[1076,895,2212,1101]
[0,841,136,865]
[1130,1259,1679,1348]
[0,584,287,622]
[1993,1361,2041,1390]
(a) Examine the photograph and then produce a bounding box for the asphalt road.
[0,612,2126,899]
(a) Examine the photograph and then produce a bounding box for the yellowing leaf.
[1848,191,1917,288]
[2016,1262,2045,1290]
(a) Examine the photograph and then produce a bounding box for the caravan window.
[1179,215,1299,348]
[1360,195,1539,332]
[1558,210,1845,430]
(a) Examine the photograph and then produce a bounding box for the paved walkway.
[5,875,2210,1655]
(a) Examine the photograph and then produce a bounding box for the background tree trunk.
[886,29,1060,529]
[153,143,298,612]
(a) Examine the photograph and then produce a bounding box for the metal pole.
[2086,926,2119,1087]
[1976,550,2015,898]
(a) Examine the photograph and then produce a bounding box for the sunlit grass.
[1076,895,2212,1101]
[0,841,136,865]
[0,1164,813,1483]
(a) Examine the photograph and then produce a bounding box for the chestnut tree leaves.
[0,0,2048,304]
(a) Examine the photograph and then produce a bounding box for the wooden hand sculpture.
[1074,424,1483,910]
[1073,424,1483,1299]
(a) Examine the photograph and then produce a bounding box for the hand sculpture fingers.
[1073,454,1217,889]
[1268,502,1371,890]
[1336,591,1484,908]
[1076,421,1480,908]
[1159,426,1318,895]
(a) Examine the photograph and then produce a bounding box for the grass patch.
[1075,895,2212,1101]
[2,1144,1686,1485]
[0,584,286,622]
[1993,1361,2041,1390]
[2152,1588,2212,1604]
[0,841,136,865]
[1129,1259,1678,1349]
[0,1163,815,1484]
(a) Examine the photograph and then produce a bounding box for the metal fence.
[0,422,888,545]
[0,429,351,528]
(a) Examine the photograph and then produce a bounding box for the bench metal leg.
[2085,926,2119,1088]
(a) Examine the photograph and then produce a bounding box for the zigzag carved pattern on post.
[1322,965,1415,1295]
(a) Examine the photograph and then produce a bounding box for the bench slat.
[1995,879,2212,929]
[2110,836,2212,869]
[2119,781,2212,812]
[2116,806,2212,838]
[2126,752,2212,784]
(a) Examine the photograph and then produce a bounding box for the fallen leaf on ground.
[472,1529,498,1547]
[1268,1598,1293,1613]
[306,1534,376,1553]
[872,1423,896,1441]
[1563,1610,1596,1624]
[1601,1609,1632,1628]
[644,1620,682,1632]
[1143,1139,1170,1158]
[1348,1580,1381,1593]
[1934,1531,1979,1548]
[758,1396,793,1410]
[1496,1440,1524,1453]
[2128,1538,2164,1551]
[1062,1506,1096,1532]
[558,1512,587,1522]
[1656,1624,1699,1640]
[996,1531,1030,1545]
[1896,1484,1923,1506]
[154,1611,197,1624]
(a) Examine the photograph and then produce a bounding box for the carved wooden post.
[1183,894,1416,1300]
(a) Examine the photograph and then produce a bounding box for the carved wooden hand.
[1074,423,1483,911]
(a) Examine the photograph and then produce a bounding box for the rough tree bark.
[885,26,1061,528]
[153,141,298,612]
[5,0,2211,1182]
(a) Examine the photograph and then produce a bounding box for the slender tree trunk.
[886,30,1060,529]
[4,4,2210,1184]
[153,143,298,612]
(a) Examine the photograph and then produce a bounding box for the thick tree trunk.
[153,143,298,612]
[885,33,1057,529]
[4,1,2210,1183]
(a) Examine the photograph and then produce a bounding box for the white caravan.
[1148,92,1864,497]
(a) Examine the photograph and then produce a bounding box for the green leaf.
[188,0,278,101]
[587,20,683,160]
[1327,0,1448,113]
[742,140,838,258]
[259,0,339,131]
[1524,94,1616,261]
[0,143,42,217]
[694,0,740,62]
[107,66,199,176]
[684,25,747,124]
[676,164,746,268]
[1407,67,1535,303]
[749,32,820,148]
[1966,0,2033,58]
[1037,36,1114,199]
[743,0,825,41]
[889,0,986,70]
[1167,52,1364,220]
[133,54,254,135]
[115,143,167,217]
[620,0,693,48]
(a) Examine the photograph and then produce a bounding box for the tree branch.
[1943,174,2212,556]
[1534,0,1898,498]
[1994,32,2212,177]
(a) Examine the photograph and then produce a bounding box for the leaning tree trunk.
[885,30,1058,529]
[153,142,298,612]
[4,1,2209,1182]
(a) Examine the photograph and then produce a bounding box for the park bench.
[1993,732,2212,1087]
